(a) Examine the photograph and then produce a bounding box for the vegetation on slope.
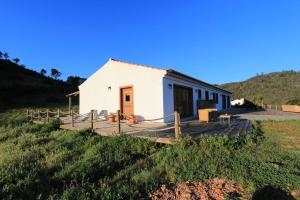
[0,59,77,110]
[286,99,300,106]
[0,110,299,199]
[220,70,300,105]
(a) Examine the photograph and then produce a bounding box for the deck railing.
[27,109,183,140]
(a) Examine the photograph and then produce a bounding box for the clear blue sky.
[1,0,300,84]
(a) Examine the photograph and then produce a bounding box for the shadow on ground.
[252,186,295,200]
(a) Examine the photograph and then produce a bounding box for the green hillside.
[220,71,300,105]
[0,59,76,110]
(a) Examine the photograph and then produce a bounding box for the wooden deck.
[60,117,252,144]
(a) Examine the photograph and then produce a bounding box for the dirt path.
[234,110,300,121]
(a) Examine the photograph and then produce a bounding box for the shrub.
[0,111,28,127]
[0,110,299,199]
[286,99,300,105]
[153,129,300,195]
[39,119,60,133]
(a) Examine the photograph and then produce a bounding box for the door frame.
[222,95,226,110]
[173,84,194,118]
[119,85,134,116]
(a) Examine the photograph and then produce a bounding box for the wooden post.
[30,110,33,121]
[117,110,121,134]
[276,105,278,111]
[178,112,181,137]
[26,109,29,119]
[46,109,49,123]
[57,109,61,125]
[69,96,72,116]
[38,110,41,121]
[174,111,181,140]
[90,110,94,132]
[71,110,74,127]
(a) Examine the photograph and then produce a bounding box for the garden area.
[0,110,299,199]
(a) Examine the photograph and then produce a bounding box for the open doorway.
[173,84,193,118]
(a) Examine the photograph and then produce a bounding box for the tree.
[3,52,9,60]
[50,68,62,79]
[67,76,86,87]
[12,58,20,64]
[40,68,47,76]
[0,51,3,59]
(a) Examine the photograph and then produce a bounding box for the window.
[226,96,230,108]
[125,95,130,102]
[222,95,226,109]
[205,91,209,100]
[212,93,219,103]
[198,89,202,99]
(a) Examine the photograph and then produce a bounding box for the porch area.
[60,116,251,144]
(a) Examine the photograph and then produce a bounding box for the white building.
[79,58,232,123]
[231,98,245,106]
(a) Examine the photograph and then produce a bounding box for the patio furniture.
[127,115,138,125]
[108,114,116,122]
[219,114,232,125]
[198,109,218,123]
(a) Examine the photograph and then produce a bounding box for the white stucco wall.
[79,59,166,121]
[162,75,231,122]
[79,59,231,123]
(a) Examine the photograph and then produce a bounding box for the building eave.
[166,69,232,94]
[66,91,80,97]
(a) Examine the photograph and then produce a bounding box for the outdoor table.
[219,114,232,125]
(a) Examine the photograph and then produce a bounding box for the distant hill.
[220,71,300,105]
[0,59,77,109]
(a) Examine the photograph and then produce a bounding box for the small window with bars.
[205,91,209,100]
[198,89,202,100]
[212,93,219,103]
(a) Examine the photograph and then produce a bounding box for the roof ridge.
[109,58,168,71]
[107,58,231,94]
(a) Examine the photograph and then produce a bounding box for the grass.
[259,120,300,152]
[0,109,300,199]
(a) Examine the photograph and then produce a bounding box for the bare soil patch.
[151,178,249,200]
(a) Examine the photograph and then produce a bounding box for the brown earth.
[151,178,249,200]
